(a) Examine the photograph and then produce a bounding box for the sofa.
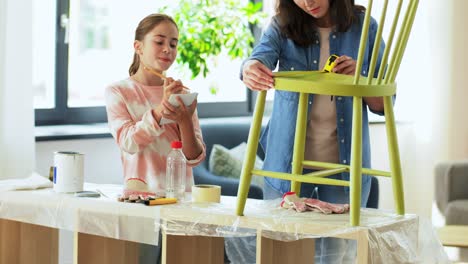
[194,117,264,199]
[435,160,468,225]
[193,116,380,209]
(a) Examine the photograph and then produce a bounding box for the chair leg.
[291,92,309,195]
[236,91,267,216]
[350,96,363,226]
[384,96,405,215]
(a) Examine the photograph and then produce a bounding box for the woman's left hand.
[332,55,356,76]
[332,55,384,111]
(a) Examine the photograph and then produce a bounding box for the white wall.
[0,0,6,175]
[36,138,123,185]
[0,0,35,179]
[443,1,468,160]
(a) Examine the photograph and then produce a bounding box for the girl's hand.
[242,60,274,91]
[152,78,187,122]
[332,55,356,76]
[160,97,197,124]
[162,77,184,101]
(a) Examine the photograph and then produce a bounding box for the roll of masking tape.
[192,185,221,203]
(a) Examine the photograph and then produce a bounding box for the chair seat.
[274,71,396,97]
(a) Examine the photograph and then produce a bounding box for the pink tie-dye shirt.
[105,78,206,195]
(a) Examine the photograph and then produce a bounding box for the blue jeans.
[263,176,370,264]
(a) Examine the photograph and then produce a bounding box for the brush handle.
[143,66,166,80]
[143,66,190,91]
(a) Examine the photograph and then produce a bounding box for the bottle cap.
[171,141,182,149]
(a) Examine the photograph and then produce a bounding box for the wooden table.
[0,184,231,264]
[438,225,468,248]
[0,185,427,264]
[160,197,421,264]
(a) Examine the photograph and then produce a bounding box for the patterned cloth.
[105,78,205,196]
[281,192,350,214]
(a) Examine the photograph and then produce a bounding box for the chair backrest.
[354,0,419,86]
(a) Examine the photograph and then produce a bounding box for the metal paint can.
[52,151,84,193]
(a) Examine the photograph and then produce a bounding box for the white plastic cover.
[0,183,451,263]
[159,196,450,264]
[0,183,160,245]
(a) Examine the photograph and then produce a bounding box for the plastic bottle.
[165,141,186,200]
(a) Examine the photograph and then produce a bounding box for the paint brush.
[142,64,190,91]
[143,65,167,80]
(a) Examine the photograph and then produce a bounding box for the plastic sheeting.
[0,183,160,245]
[159,196,450,264]
[0,184,451,263]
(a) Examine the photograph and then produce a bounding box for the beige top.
[304,27,340,166]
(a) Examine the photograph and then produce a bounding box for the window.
[33,0,259,126]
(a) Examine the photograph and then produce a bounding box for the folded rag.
[280,192,350,214]
[0,172,53,192]
[118,178,156,202]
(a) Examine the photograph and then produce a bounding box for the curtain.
[0,0,35,179]
[442,0,468,159]
[376,0,468,218]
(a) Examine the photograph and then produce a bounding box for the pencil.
[142,64,190,91]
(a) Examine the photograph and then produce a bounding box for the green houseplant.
[161,0,265,80]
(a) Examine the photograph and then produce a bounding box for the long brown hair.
[128,14,178,76]
[275,0,365,46]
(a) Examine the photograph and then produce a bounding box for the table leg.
[162,233,224,264]
[257,235,315,264]
[336,230,370,264]
[0,219,58,264]
[355,230,369,264]
[75,232,139,264]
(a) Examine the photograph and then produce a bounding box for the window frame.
[35,0,255,126]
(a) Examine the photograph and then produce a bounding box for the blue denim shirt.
[245,14,386,194]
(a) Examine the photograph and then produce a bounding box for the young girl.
[105,13,205,199]
[240,0,385,262]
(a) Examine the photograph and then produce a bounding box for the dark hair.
[275,0,365,46]
[128,14,178,76]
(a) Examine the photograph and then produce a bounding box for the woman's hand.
[332,55,384,111]
[332,55,356,76]
[160,97,197,125]
[242,60,274,91]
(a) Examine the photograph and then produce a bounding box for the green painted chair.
[236,0,419,226]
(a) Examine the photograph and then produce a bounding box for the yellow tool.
[323,54,339,73]
[144,197,177,206]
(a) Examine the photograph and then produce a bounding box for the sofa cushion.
[435,161,468,214]
[199,117,265,168]
[209,143,264,187]
[446,200,468,225]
